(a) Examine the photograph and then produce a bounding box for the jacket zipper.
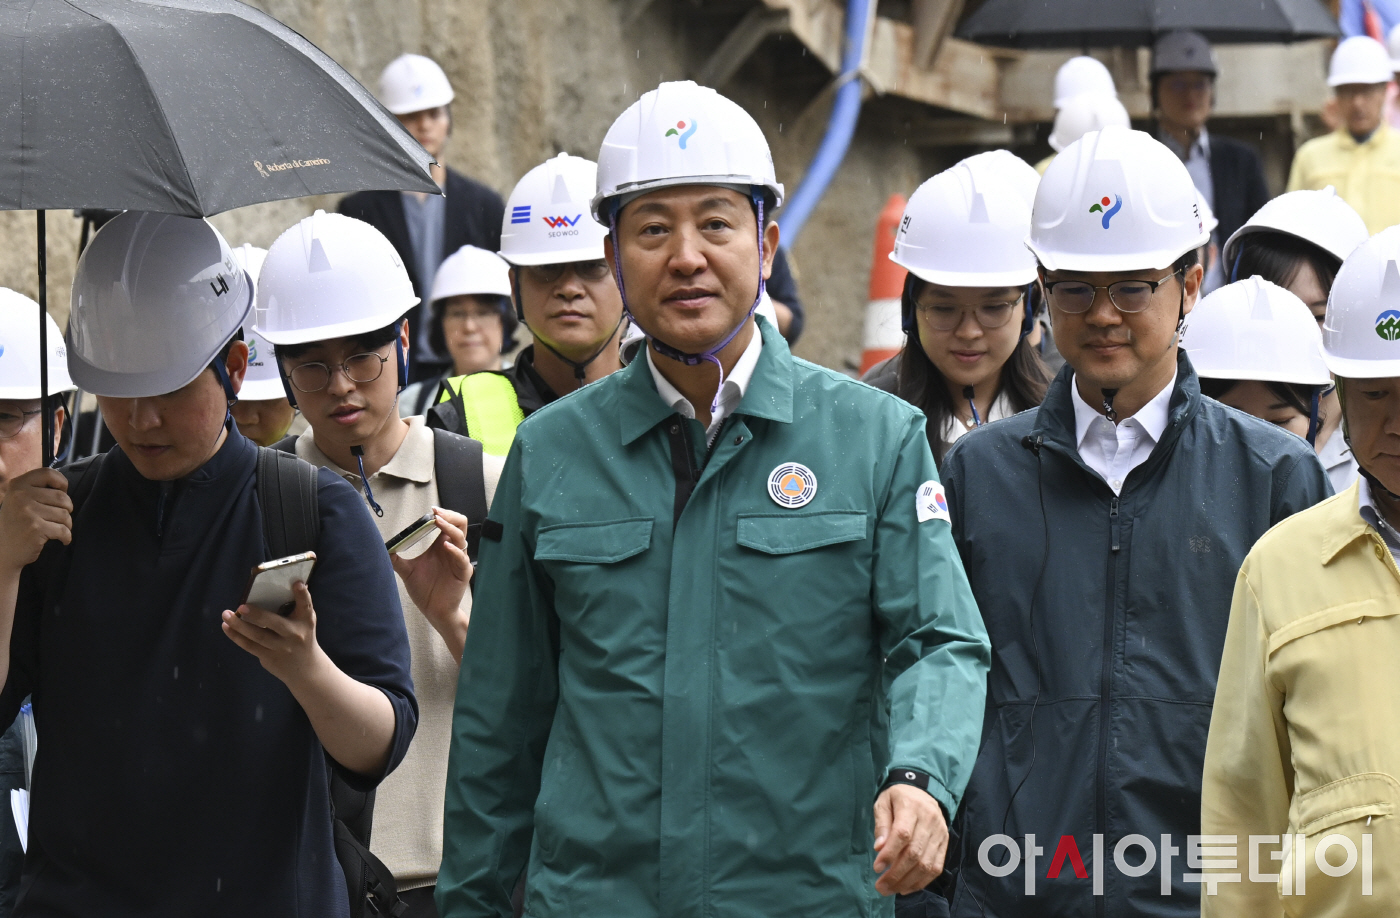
[1095,495,1121,917]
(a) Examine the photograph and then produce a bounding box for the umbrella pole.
[37,211,52,468]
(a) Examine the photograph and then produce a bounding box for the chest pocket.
[736,510,868,554]
[535,517,653,564]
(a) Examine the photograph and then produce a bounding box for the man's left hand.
[873,783,948,896]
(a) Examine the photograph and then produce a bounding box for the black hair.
[895,277,1052,465]
[1229,230,1340,295]
[428,294,518,359]
[273,316,405,363]
[1199,376,1319,423]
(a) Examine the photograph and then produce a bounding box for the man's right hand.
[0,468,72,569]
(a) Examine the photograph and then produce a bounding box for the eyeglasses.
[1042,270,1183,315]
[442,305,502,325]
[0,408,41,440]
[288,352,390,393]
[522,260,611,285]
[915,299,1022,331]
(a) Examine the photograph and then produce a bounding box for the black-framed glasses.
[0,408,41,440]
[288,352,389,393]
[915,298,1022,332]
[1042,269,1183,315]
[522,260,611,285]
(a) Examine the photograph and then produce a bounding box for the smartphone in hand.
[386,511,439,555]
[241,552,317,616]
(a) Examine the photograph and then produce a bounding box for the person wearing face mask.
[436,81,989,918]
[428,154,627,456]
[1185,276,1334,442]
[863,153,1051,465]
[399,245,518,418]
[339,54,506,383]
[1223,187,1372,491]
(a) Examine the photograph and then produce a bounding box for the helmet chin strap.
[511,278,626,385]
[609,190,768,414]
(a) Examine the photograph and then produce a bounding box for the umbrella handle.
[37,211,52,469]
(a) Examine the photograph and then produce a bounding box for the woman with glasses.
[865,153,1050,464]
[399,245,519,418]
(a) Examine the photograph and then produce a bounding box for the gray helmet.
[1152,30,1218,76]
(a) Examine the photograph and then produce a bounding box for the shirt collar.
[646,323,763,422]
[1070,371,1177,448]
[296,415,434,484]
[1159,126,1209,161]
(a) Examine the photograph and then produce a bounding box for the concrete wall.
[0,0,926,373]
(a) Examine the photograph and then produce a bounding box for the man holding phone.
[255,210,499,917]
[0,212,417,918]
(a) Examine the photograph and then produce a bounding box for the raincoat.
[436,317,990,918]
[1201,483,1400,917]
[941,355,1330,916]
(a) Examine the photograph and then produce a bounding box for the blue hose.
[774,0,873,245]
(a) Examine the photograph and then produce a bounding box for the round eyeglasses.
[0,408,41,440]
[915,299,1021,332]
[1042,269,1183,315]
[288,352,390,393]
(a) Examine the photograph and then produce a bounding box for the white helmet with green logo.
[1324,225,1400,378]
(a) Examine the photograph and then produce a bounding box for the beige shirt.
[295,416,502,889]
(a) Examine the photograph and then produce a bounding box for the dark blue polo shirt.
[0,430,416,917]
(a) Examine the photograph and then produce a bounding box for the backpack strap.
[254,447,319,560]
[431,428,488,563]
[426,373,523,456]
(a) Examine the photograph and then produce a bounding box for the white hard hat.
[0,290,74,399]
[892,156,1037,288]
[1389,23,1400,70]
[1221,186,1369,271]
[228,244,284,401]
[378,53,454,115]
[592,80,784,222]
[500,153,608,266]
[1328,36,1392,87]
[1049,92,1131,153]
[957,149,1041,210]
[1028,127,1209,273]
[431,245,512,303]
[1323,225,1400,377]
[1053,56,1116,108]
[1197,191,1218,236]
[69,212,251,398]
[255,210,418,347]
[1184,276,1330,385]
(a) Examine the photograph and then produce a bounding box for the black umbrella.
[0,0,439,464]
[958,0,1340,48]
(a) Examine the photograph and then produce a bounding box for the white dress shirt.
[648,325,763,445]
[1071,373,1176,495]
[941,392,1014,449]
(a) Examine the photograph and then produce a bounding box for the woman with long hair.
[864,152,1051,464]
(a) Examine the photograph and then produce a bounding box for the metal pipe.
[774,0,873,245]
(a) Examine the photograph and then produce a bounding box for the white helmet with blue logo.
[1324,225,1400,378]
[500,153,609,266]
[1027,126,1209,274]
[591,80,784,223]
[0,289,74,399]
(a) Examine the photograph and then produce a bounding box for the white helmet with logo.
[1028,126,1209,273]
[1184,276,1330,385]
[227,245,283,402]
[1221,186,1369,273]
[1049,92,1131,153]
[1323,225,1400,377]
[1053,56,1116,108]
[501,153,608,266]
[68,212,251,398]
[255,210,418,346]
[0,290,74,399]
[378,53,454,115]
[431,245,512,303]
[1328,36,1392,87]
[592,80,784,222]
[892,155,1037,288]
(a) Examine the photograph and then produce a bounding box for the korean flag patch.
[917,481,951,524]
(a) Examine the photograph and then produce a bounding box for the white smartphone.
[241,551,317,616]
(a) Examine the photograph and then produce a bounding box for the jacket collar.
[619,314,794,446]
[1335,121,1391,151]
[1321,481,1378,565]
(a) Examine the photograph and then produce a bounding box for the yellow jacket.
[1202,483,1398,917]
[1287,124,1400,234]
[1034,153,1054,176]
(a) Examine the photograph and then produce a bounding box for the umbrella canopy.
[958,0,1340,48]
[0,0,438,215]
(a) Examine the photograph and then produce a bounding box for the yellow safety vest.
[437,373,526,456]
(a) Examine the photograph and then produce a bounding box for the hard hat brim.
[1195,366,1333,386]
[68,299,250,398]
[1026,233,1210,274]
[591,176,786,223]
[893,254,1038,289]
[383,91,455,116]
[1323,351,1400,379]
[499,244,608,267]
[254,300,418,347]
[238,376,292,402]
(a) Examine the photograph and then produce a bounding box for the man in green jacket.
[437,81,991,918]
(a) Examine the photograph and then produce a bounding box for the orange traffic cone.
[859,194,908,375]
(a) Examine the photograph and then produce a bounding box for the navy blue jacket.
[941,354,1330,917]
[0,431,416,918]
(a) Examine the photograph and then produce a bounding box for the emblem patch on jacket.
[917,481,951,524]
[768,463,817,508]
